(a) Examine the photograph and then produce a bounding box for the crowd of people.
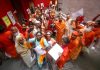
[0,1,100,70]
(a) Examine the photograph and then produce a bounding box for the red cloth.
[0,43,3,49]
[0,31,18,58]
[24,29,34,39]
[47,20,53,31]
[83,31,95,46]
[76,16,84,23]
[92,28,100,38]
[33,0,50,7]
[56,45,70,68]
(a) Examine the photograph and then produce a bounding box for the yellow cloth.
[38,37,46,64]
[24,42,32,49]
[55,20,66,45]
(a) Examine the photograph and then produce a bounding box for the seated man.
[15,34,35,68]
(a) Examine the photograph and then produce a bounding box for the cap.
[46,32,51,35]
[46,30,52,35]
[72,31,79,36]
[36,31,42,36]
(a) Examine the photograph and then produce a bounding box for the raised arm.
[92,14,100,21]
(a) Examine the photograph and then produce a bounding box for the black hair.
[29,21,34,26]
[36,31,42,35]
[62,37,70,44]
[96,20,100,25]
[0,25,5,33]
[58,8,62,11]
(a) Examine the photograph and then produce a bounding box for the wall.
[58,0,100,21]
[0,0,32,30]
[33,0,50,7]
[0,0,14,30]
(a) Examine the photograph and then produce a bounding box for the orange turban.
[72,31,79,36]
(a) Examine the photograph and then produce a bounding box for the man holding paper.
[28,31,49,69]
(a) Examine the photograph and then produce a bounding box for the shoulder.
[28,37,36,42]
[5,31,12,35]
[41,37,47,41]
[51,38,56,42]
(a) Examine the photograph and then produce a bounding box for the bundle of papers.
[34,45,46,55]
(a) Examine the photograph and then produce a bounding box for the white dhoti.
[21,50,35,68]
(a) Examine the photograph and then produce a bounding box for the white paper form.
[48,43,63,61]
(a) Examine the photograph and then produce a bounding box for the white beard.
[14,32,19,36]
[85,26,92,32]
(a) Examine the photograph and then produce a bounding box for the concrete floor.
[0,42,100,70]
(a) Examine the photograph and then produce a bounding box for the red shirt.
[0,31,18,58]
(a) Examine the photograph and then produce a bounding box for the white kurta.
[15,44,35,68]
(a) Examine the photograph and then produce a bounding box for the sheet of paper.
[7,11,16,25]
[34,45,46,55]
[72,8,84,19]
[48,43,63,61]
[2,16,11,27]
